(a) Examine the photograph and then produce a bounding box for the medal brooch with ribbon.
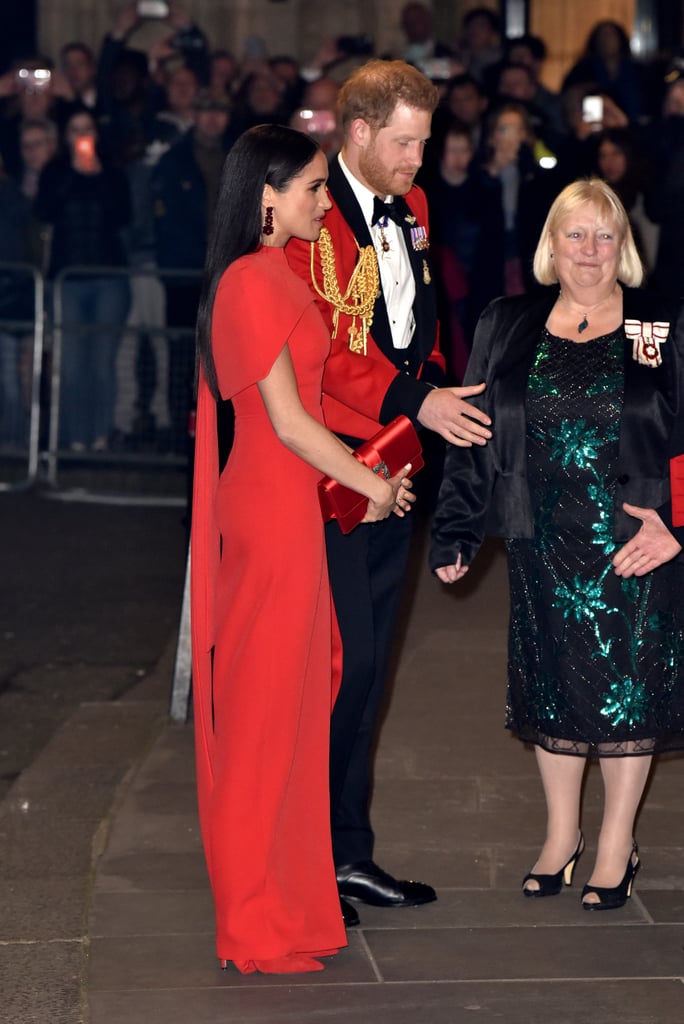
[624,320,669,367]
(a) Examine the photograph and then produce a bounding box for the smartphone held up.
[137,0,170,18]
[416,58,453,81]
[74,135,97,173]
[297,109,337,136]
[582,95,604,131]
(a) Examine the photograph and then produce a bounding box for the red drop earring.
[263,206,274,235]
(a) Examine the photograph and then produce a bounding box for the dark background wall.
[0,0,37,72]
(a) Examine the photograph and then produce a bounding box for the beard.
[357,144,416,197]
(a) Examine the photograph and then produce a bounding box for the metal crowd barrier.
[45,263,202,505]
[0,262,45,491]
[0,260,201,719]
[0,261,206,504]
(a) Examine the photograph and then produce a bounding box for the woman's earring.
[263,206,274,235]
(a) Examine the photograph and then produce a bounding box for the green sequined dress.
[507,328,684,756]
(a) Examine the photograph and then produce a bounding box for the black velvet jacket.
[429,286,684,571]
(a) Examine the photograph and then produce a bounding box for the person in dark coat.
[425,119,504,380]
[35,108,131,451]
[150,89,234,453]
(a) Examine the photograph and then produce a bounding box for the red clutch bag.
[672,454,684,528]
[319,415,424,534]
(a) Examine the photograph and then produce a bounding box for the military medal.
[410,225,429,251]
[624,319,669,367]
[376,215,391,255]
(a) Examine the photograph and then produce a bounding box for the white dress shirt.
[338,153,416,350]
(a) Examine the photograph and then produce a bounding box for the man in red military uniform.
[287,60,492,926]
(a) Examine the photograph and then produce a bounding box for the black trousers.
[326,511,414,867]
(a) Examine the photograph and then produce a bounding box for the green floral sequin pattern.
[506,329,684,756]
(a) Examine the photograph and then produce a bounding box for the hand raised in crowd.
[363,464,415,524]
[576,94,629,140]
[612,503,683,577]
[308,38,348,72]
[49,68,76,102]
[149,34,178,76]
[418,382,492,447]
[167,1,193,31]
[111,1,141,41]
[0,70,18,98]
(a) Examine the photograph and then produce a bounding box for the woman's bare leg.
[582,753,651,904]
[524,745,586,892]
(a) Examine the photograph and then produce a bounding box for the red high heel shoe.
[220,955,324,974]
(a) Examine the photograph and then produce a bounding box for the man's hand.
[417,383,491,446]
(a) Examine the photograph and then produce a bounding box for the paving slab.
[1,940,84,1024]
[366,923,684,982]
[87,978,684,1024]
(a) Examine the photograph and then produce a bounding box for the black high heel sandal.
[581,840,640,911]
[522,832,585,898]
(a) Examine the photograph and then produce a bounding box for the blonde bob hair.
[533,178,643,288]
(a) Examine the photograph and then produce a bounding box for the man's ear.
[349,117,371,148]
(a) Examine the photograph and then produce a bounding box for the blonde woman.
[431,179,684,911]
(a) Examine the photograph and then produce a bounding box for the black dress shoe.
[340,897,360,927]
[336,860,436,908]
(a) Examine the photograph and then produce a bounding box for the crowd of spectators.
[0,0,683,453]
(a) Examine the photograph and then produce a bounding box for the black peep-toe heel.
[522,832,585,898]
[581,840,640,911]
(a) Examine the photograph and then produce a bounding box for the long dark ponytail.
[196,124,320,399]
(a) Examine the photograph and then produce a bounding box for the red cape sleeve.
[190,370,220,863]
[212,256,313,399]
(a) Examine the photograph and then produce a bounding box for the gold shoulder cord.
[310,227,379,355]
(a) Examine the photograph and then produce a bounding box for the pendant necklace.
[560,287,617,335]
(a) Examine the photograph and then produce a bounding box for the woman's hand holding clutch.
[363,464,415,524]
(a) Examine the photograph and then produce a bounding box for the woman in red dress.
[191,125,414,975]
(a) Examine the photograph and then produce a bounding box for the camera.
[297,109,337,135]
[16,67,52,92]
[416,58,453,82]
[137,0,169,18]
[336,35,374,57]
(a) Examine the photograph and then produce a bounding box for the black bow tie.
[372,195,409,227]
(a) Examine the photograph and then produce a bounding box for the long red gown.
[190,246,346,969]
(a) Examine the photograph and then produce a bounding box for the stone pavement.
[3,510,684,1023]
